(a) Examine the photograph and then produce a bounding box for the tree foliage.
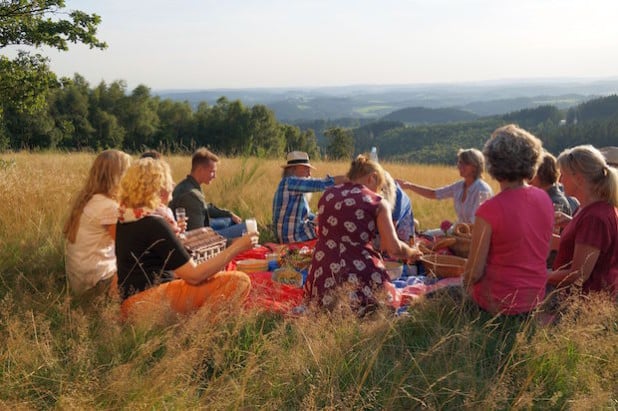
[0,0,106,123]
[325,127,354,160]
[0,0,106,50]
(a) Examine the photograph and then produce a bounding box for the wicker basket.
[420,254,467,278]
[182,227,227,264]
[449,235,471,258]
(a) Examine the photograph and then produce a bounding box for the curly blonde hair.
[63,150,132,243]
[119,158,174,209]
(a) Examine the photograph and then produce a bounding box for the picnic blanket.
[228,242,462,314]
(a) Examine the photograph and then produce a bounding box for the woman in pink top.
[463,125,554,315]
[548,145,618,296]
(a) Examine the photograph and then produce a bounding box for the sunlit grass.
[0,152,614,409]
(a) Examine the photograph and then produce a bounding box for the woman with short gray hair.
[397,148,492,224]
[464,124,554,315]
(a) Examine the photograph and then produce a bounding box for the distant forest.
[1,73,618,164]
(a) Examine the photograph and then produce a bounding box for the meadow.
[0,152,616,410]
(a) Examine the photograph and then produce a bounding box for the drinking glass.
[245,218,258,233]
[175,207,187,237]
[244,218,258,247]
[553,204,564,235]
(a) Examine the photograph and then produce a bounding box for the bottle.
[369,146,378,162]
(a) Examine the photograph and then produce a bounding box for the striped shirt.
[272,175,335,243]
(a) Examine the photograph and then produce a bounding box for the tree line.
[2,2,617,162]
[0,73,322,158]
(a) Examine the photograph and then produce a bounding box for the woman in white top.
[63,150,132,296]
[397,148,493,224]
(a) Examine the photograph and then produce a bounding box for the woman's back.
[472,186,553,314]
[305,182,386,308]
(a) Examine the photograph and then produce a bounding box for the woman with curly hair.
[463,124,554,316]
[64,149,132,296]
[115,158,257,320]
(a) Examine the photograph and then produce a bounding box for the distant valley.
[156,78,618,124]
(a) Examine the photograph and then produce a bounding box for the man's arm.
[286,176,338,193]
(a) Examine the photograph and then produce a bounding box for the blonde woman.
[548,145,618,296]
[115,158,257,319]
[304,155,422,314]
[63,149,132,296]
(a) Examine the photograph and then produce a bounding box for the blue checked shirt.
[272,175,335,243]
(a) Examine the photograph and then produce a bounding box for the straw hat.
[281,151,315,169]
[599,146,618,167]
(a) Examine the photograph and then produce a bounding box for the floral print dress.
[304,182,390,309]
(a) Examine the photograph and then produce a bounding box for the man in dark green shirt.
[169,148,245,238]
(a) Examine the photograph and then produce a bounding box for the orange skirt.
[120,270,251,320]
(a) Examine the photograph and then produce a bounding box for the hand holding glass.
[175,207,187,236]
[553,204,564,235]
[245,218,258,247]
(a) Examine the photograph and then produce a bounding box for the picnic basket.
[182,227,227,263]
[420,254,467,278]
[449,223,473,258]
[449,235,471,258]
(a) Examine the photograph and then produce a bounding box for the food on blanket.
[236,259,268,273]
[272,267,303,287]
[454,223,472,238]
[277,246,313,271]
[432,237,457,251]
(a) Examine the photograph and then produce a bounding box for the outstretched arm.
[174,232,258,285]
[396,179,438,199]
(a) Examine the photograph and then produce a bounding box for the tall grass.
[0,152,616,409]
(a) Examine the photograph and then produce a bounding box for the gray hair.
[457,148,485,179]
[483,124,543,182]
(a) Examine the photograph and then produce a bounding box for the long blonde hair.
[557,145,618,207]
[63,150,132,243]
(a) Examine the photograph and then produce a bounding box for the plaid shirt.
[272,175,335,243]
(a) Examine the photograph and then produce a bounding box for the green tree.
[325,127,354,160]
[0,0,105,146]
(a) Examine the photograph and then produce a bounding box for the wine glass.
[553,204,564,235]
[175,207,187,238]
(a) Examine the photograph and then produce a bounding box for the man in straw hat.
[272,151,347,243]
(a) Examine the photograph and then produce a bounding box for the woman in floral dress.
[304,155,422,313]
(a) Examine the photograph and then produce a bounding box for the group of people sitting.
[63,124,618,321]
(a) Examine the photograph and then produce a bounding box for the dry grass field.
[0,152,616,409]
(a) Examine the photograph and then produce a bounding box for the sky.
[14,0,618,91]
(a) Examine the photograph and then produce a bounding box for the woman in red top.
[548,145,618,296]
[464,124,554,315]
